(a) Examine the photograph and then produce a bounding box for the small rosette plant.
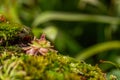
[22,34,57,56]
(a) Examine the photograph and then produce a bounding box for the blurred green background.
[0,0,120,78]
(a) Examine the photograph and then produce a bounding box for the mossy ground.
[0,20,106,80]
[0,47,106,80]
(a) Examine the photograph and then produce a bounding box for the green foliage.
[0,0,120,78]
[0,20,107,80]
[107,69,120,80]
[0,51,106,80]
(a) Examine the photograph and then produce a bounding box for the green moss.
[0,51,106,80]
[0,20,106,80]
[0,22,33,46]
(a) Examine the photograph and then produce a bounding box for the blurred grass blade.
[100,60,120,69]
[76,41,120,60]
[32,12,120,27]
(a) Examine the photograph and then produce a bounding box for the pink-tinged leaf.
[26,48,36,55]
[0,15,6,22]
[40,34,46,41]
[39,48,48,55]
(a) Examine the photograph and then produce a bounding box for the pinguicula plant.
[22,34,57,56]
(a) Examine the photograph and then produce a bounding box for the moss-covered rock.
[0,21,33,46]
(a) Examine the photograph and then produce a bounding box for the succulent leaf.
[23,34,57,56]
